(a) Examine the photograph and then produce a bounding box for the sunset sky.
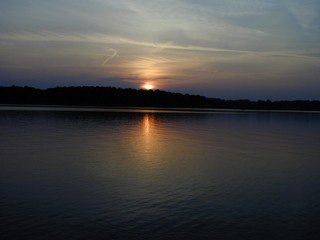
[1,0,320,100]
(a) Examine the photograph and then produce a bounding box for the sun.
[142,84,154,90]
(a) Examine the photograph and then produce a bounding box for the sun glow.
[142,84,154,90]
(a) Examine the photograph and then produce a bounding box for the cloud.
[0,31,317,60]
[1,0,319,53]
[102,47,117,66]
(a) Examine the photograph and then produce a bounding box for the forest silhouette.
[0,86,319,111]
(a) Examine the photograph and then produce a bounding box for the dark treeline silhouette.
[1,86,320,111]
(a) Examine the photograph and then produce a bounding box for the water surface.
[1,107,320,239]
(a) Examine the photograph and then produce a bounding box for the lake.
[1,106,320,239]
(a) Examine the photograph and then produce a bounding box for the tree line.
[0,86,319,111]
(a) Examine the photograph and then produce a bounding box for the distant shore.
[1,104,320,115]
[1,86,320,111]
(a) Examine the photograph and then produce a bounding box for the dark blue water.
[1,107,320,239]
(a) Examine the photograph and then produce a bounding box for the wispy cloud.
[0,31,317,60]
[102,47,117,66]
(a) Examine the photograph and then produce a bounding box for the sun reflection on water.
[140,114,158,156]
[123,113,173,175]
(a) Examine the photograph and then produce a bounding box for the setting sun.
[142,84,154,90]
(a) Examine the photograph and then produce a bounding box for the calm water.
[1,107,320,240]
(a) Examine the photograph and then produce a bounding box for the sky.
[0,0,320,100]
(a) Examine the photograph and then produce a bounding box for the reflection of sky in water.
[1,109,320,239]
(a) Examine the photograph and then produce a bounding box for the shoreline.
[1,104,320,114]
